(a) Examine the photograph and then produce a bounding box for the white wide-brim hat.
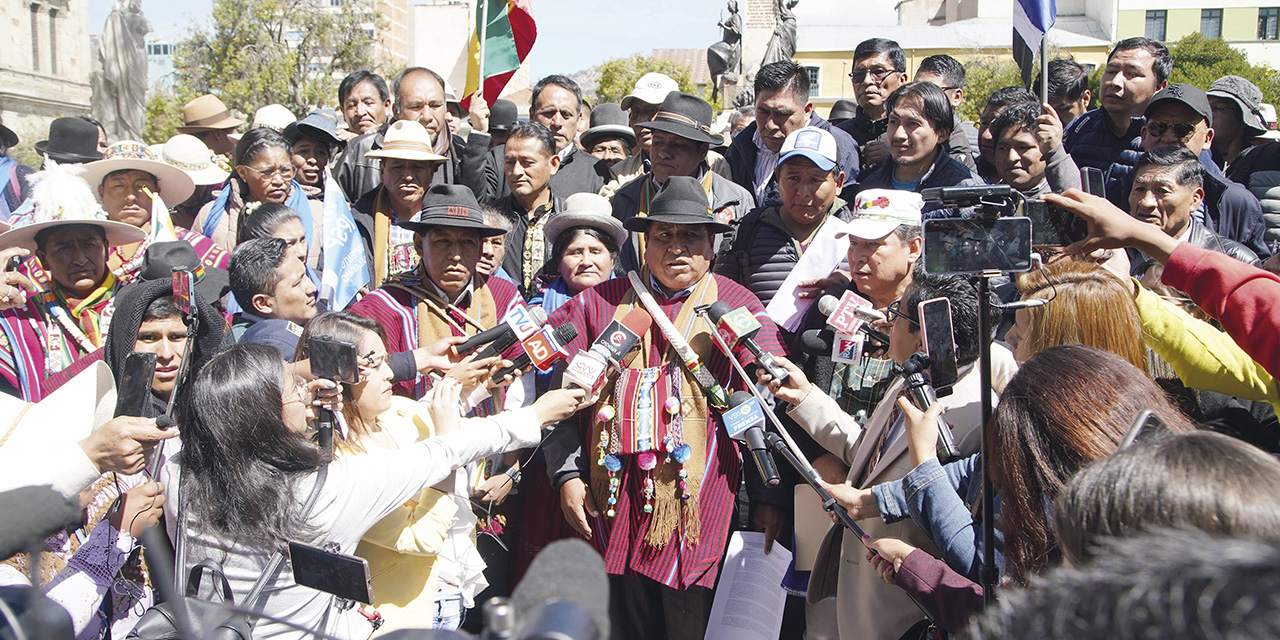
[543,192,629,247]
[153,134,231,186]
[81,141,197,206]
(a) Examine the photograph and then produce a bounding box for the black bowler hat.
[400,184,505,237]
[490,99,519,134]
[636,92,720,145]
[828,99,858,124]
[139,241,231,303]
[0,118,16,149]
[623,176,733,234]
[35,117,103,164]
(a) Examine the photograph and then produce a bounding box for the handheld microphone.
[561,309,652,393]
[457,306,549,360]
[898,354,960,463]
[705,301,789,383]
[724,390,780,486]
[491,323,579,382]
[817,294,886,323]
[0,486,82,559]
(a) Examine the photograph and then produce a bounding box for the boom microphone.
[818,294,886,324]
[457,306,549,360]
[562,308,652,393]
[705,301,789,383]
[0,486,81,559]
[724,390,780,486]
[491,323,579,382]
[511,538,609,640]
[899,354,960,463]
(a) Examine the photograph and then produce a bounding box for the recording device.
[0,486,82,560]
[814,293,890,351]
[920,184,1013,205]
[114,352,158,419]
[491,324,579,382]
[457,305,548,360]
[1081,166,1105,196]
[509,539,608,640]
[704,301,789,383]
[288,541,374,605]
[898,354,960,463]
[1120,409,1172,450]
[4,255,21,272]
[561,309,652,393]
[171,267,193,321]
[724,391,779,486]
[308,336,358,453]
[923,217,1032,275]
[1022,199,1088,247]
[918,297,959,390]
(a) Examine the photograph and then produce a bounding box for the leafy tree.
[143,87,192,145]
[960,56,1023,122]
[172,0,381,120]
[1167,33,1280,103]
[595,55,697,105]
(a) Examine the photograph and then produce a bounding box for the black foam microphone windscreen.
[511,538,609,640]
[0,486,81,559]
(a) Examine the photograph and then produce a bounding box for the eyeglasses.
[284,375,310,405]
[242,164,297,181]
[357,350,386,375]
[1146,121,1198,141]
[849,68,901,84]
[885,300,919,327]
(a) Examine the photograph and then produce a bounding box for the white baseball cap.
[621,72,678,111]
[839,189,924,240]
[779,126,838,172]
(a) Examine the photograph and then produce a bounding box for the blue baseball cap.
[779,126,839,172]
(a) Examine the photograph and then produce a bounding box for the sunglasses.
[849,68,901,84]
[1146,120,1198,141]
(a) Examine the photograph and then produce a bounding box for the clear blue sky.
[89,0,728,77]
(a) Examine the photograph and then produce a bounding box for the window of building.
[1146,10,1167,41]
[804,66,821,96]
[1261,8,1280,40]
[1201,9,1223,38]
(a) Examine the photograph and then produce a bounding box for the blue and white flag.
[318,168,370,311]
[1014,0,1057,87]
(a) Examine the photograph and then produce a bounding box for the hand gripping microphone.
[457,305,549,360]
[724,390,780,486]
[898,353,961,463]
[491,323,579,382]
[705,301,789,383]
[561,308,652,394]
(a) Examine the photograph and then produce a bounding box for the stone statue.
[92,0,150,143]
[761,0,800,67]
[707,1,743,101]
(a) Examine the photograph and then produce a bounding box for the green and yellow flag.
[463,0,537,108]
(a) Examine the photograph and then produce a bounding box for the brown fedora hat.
[177,94,247,133]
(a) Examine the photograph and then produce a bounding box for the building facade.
[1117,0,1280,66]
[1,0,92,156]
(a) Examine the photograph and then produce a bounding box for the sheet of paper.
[706,531,793,640]
[765,217,851,332]
[793,485,833,571]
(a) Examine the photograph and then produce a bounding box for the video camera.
[921,168,1103,275]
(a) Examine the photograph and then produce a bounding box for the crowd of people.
[3,32,1280,640]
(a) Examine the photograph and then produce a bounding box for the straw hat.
[251,104,298,131]
[81,141,197,206]
[152,134,230,186]
[364,121,449,163]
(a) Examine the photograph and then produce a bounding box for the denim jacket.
[871,454,1005,582]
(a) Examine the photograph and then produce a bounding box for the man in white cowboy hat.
[336,67,492,205]
[177,94,246,157]
[611,91,754,273]
[75,141,228,288]
[0,163,146,401]
[152,133,230,229]
[351,120,450,289]
[544,176,783,640]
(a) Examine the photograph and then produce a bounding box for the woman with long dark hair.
[162,342,585,638]
[827,346,1195,634]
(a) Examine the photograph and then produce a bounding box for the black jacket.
[335,125,491,203]
[486,193,565,298]
[857,149,985,218]
[724,113,860,208]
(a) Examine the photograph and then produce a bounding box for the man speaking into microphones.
[542,176,784,640]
